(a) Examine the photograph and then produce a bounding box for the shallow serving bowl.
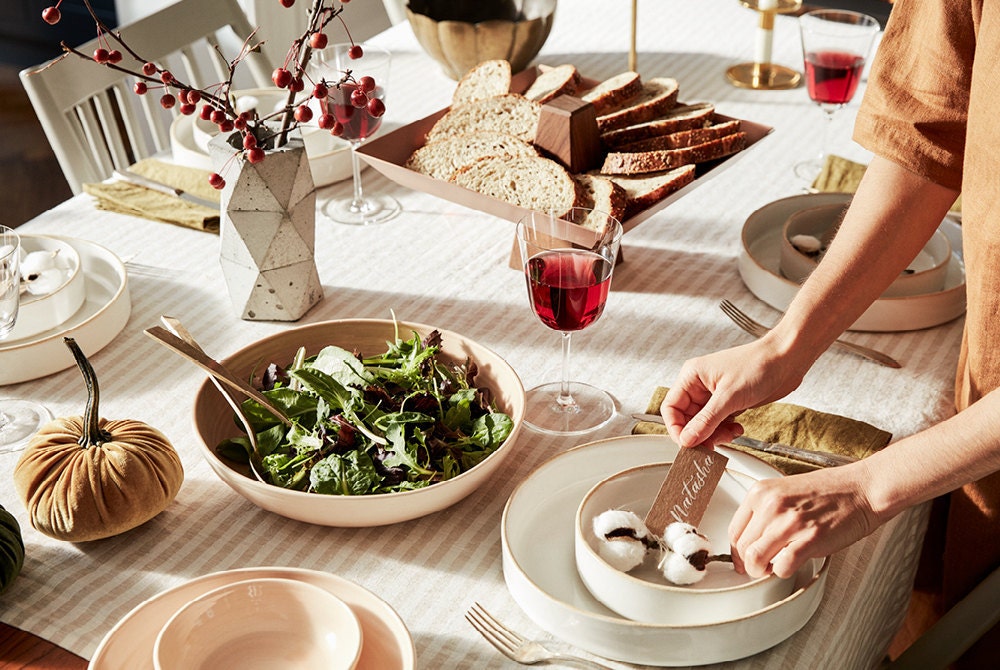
[11,235,85,340]
[153,577,363,670]
[575,462,795,626]
[780,202,952,298]
[191,318,525,527]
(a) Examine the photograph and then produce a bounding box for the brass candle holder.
[726,0,803,90]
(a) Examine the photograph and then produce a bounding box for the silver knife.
[629,413,857,468]
[113,169,220,209]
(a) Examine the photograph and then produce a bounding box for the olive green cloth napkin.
[811,153,962,214]
[83,158,220,232]
[633,387,892,475]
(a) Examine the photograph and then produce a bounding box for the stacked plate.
[501,435,829,667]
[89,567,416,670]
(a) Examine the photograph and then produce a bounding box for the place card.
[644,446,728,537]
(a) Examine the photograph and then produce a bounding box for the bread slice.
[601,103,715,149]
[405,132,540,181]
[450,155,583,217]
[580,72,643,115]
[600,132,747,175]
[574,174,627,230]
[615,119,742,153]
[427,94,542,143]
[601,166,697,217]
[523,64,582,104]
[452,59,511,106]
[596,78,680,132]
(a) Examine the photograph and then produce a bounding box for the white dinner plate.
[0,237,130,385]
[89,566,415,670]
[501,434,829,667]
[739,193,967,332]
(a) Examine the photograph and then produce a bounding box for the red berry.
[289,76,304,92]
[367,97,385,118]
[272,67,292,88]
[218,119,235,133]
[199,104,214,120]
[243,133,257,149]
[358,76,375,93]
[350,88,367,108]
[246,147,265,163]
[133,81,148,95]
[178,89,190,104]
[348,45,364,60]
[210,110,226,124]
[233,116,247,130]
[160,71,174,84]
[42,7,61,24]
[142,62,157,76]
[309,32,328,49]
[330,120,344,136]
[294,104,313,123]
[186,90,201,104]
[107,50,122,64]
[312,82,329,99]
[94,48,110,64]
[317,113,336,130]
[208,173,225,189]
[279,0,295,6]
[179,103,196,116]
[160,94,176,109]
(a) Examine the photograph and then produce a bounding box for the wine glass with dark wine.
[517,209,623,435]
[0,225,52,453]
[314,43,400,226]
[793,9,879,182]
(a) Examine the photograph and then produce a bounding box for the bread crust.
[596,78,679,132]
[601,166,697,217]
[600,132,747,174]
[615,120,741,153]
[574,174,628,230]
[580,72,643,115]
[601,103,715,148]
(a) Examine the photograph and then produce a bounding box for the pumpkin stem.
[64,337,113,447]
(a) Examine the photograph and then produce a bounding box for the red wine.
[323,82,384,141]
[804,50,865,105]
[527,250,612,332]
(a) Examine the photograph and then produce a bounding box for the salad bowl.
[191,318,525,526]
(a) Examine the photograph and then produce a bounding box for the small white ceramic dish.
[502,434,829,666]
[740,193,966,332]
[11,235,86,340]
[153,577,362,670]
[0,237,130,386]
[575,462,795,626]
[89,567,415,670]
[779,202,952,297]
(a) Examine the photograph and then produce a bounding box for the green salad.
[217,327,514,495]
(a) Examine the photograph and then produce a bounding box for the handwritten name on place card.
[644,447,729,537]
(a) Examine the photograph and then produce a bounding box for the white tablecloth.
[1,1,960,668]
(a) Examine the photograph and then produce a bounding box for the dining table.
[0,0,964,668]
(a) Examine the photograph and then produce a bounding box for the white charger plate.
[501,434,829,667]
[739,193,966,332]
[0,237,130,385]
[89,567,415,670]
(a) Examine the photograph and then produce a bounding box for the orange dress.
[854,0,1000,663]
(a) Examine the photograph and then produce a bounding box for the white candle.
[755,0,779,65]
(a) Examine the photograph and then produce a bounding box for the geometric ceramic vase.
[208,130,324,321]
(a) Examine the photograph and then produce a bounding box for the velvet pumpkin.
[0,503,24,594]
[13,338,183,542]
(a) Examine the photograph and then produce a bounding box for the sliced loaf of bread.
[405,132,539,181]
[574,174,627,231]
[601,103,715,148]
[600,132,747,175]
[450,155,583,216]
[427,94,542,143]
[580,71,643,114]
[601,166,697,217]
[615,119,742,153]
[596,78,679,132]
[523,64,582,104]
[452,59,512,106]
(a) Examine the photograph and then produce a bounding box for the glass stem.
[557,331,576,409]
[349,142,365,213]
[819,107,838,163]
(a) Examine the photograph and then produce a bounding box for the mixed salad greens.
[216,326,514,496]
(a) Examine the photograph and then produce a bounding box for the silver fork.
[719,300,901,368]
[465,603,614,669]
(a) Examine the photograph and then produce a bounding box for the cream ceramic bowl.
[575,462,795,626]
[10,235,85,340]
[153,577,362,670]
[780,202,952,297]
[191,318,525,527]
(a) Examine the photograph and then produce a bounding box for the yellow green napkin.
[83,158,220,232]
[633,387,892,475]
[811,154,962,214]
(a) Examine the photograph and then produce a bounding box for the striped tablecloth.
[0,1,959,667]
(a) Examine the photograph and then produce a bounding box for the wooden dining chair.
[18,0,271,195]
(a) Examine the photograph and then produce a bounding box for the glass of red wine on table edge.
[313,43,400,226]
[793,9,879,183]
[516,209,623,435]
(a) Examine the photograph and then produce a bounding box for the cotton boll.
[668,527,712,559]
[20,250,58,277]
[24,268,67,296]
[592,509,650,541]
[598,538,647,572]
[659,549,707,585]
[790,234,822,254]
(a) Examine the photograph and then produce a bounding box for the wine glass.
[0,225,52,453]
[517,209,623,435]
[314,43,400,226]
[793,9,879,181]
